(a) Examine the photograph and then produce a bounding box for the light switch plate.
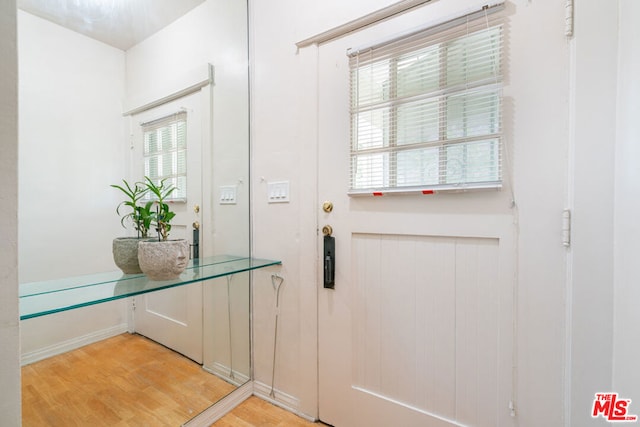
[267,181,290,203]
[220,185,237,204]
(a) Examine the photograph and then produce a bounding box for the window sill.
[348,182,502,197]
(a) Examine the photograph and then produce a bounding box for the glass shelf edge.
[20,257,281,320]
[19,254,248,297]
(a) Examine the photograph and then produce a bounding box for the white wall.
[18,11,128,281]
[568,1,620,425]
[18,11,129,360]
[250,0,344,415]
[250,0,572,423]
[613,0,640,415]
[249,0,403,417]
[0,0,20,424]
[508,2,571,423]
[568,3,640,425]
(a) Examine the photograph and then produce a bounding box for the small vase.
[112,237,146,274]
[138,239,189,281]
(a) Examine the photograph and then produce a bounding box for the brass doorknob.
[193,221,200,230]
[322,201,334,213]
[322,225,333,236]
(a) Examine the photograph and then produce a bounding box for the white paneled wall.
[352,234,503,426]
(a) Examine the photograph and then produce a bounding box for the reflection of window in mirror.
[142,111,187,201]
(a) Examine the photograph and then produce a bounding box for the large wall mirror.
[17,0,250,424]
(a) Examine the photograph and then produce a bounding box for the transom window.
[142,111,187,201]
[349,10,503,195]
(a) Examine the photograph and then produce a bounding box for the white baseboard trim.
[202,361,250,387]
[183,381,253,427]
[183,381,316,426]
[21,323,129,366]
[252,380,316,422]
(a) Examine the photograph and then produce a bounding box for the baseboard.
[182,381,253,426]
[202,361,250,387]
[182,381,316,425]
[252,380,316,422]
[21,323,129,366]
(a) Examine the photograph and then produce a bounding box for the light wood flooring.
[22,333,319,426]
[212,397,320,426]
[22,333,236,426]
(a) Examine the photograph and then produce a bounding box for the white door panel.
[317,14,515,426]
[318,227,515,426]
[130,91,204,363]
[134,285,203,363]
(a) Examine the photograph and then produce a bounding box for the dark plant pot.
[112,237,146,274]
[138,239,189,281]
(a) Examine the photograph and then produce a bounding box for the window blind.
[348,7,503,195]
[142,112,187,201]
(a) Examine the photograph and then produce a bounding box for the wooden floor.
[212,397,320,427]
[22,333,236,426]
[22,333,320,426]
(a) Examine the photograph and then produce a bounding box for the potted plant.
[111,179,153,274]
[137,177,189,281]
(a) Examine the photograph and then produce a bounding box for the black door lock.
[323,235,335,289]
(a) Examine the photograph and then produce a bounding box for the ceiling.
[18,0,207,51]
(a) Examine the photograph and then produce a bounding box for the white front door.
[130,91,205,363]
[316,9,516,427]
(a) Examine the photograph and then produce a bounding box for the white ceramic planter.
[112,237,146,274]
[137,239,189,281]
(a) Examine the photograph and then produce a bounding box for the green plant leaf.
[142,176,178,240]
[111,179,150,233]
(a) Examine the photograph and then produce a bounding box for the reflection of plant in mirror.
[111,179,153,238]
[143,176,177,241]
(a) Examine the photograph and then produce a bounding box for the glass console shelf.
[19,255,281,320]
